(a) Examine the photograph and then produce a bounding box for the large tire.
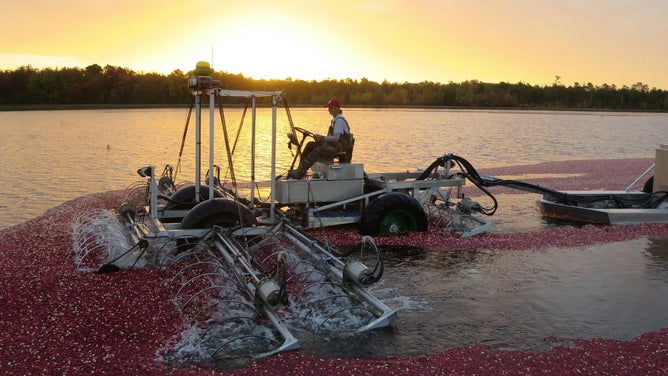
[164,185,223,211]
[181,198,257,229]
[360,192,428,236]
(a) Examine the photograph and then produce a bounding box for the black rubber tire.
[181,198,257,229]
[642,176,654,193]
[164,185,223,211]
[360,192,428,236]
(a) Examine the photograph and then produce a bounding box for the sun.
[169,7,352,81]
[141,8,357,81]
[212,26,335,81]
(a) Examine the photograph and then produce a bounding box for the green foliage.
[0,65,666,110]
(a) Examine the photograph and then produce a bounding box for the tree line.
[1,64,666,110]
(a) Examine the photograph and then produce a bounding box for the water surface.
[1,108,667,359]
[1,108,664,229]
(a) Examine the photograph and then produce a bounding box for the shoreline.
[1,158,667,375]
[1,103,667,114]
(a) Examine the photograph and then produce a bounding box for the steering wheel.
[294,127,316,138]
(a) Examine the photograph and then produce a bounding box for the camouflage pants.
[298,141,338,172]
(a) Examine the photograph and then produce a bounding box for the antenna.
[211,45,214,68]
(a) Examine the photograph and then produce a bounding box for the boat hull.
[539,190,668,225]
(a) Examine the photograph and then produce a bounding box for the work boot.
[287,169,305,179]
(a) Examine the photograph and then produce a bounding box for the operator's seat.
[334,134,355,163]
[312,133,355,170]
[318,133,354,164]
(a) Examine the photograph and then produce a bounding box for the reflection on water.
[646,237,668,273]
[1,108,666,228]
[300,238,668,358]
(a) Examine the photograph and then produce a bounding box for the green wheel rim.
[378,209,418,234]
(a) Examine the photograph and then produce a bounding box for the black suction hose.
[363,236,384,284]
[434,154,668,210]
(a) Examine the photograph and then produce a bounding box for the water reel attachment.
[256,278,282,306]
[343,260,371,284]
[342,236,383,286]
[72,209,138,272]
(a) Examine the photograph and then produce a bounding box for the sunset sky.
[1,0,667,89]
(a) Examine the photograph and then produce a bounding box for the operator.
[287,98,352,179]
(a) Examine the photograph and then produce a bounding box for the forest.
[0,64,666,110]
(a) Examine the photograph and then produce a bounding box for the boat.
[480,145,668,225]
[478,146,668,225]
[538,146,668,225]
[538,189,668,225]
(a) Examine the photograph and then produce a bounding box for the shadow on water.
[296,238,668,360]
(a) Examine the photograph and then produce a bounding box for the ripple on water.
[299,238,668,359]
